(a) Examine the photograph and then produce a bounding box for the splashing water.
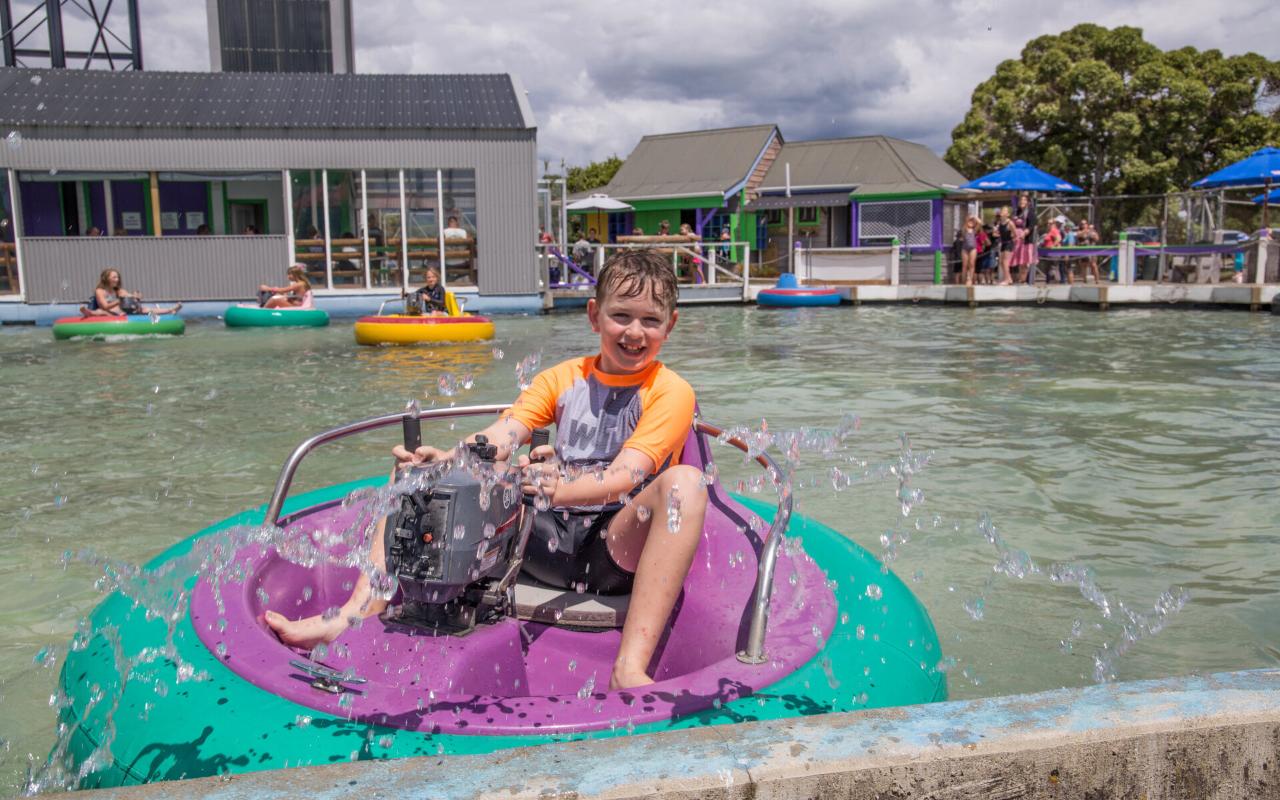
[5,130,22,150]
[665,486,682,534]
[514,351,541,391]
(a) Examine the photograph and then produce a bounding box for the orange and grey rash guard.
[503,355,695,510]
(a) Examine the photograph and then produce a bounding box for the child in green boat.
[80,268,182,317]
[266,250,707,690]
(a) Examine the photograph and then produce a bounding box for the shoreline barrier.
[78,669,1280,799]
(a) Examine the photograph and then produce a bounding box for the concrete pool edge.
[78,668,1280,799]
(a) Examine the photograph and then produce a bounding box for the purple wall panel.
[111,182,146,235]
[19,181,63,236]
[87,182,107,233]
[158,182,209,235]
[850,202,859,247]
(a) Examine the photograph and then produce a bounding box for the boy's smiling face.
[587,287,677,375]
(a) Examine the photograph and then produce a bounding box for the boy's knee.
[664,465,708,502]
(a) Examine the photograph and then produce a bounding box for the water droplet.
[29,75,40,85]
[491,347,504,359]
[33,646,56,668]
[5,131,22,150]
[567,660,577,672]
[855,624,866,640]
[865,584,883,600]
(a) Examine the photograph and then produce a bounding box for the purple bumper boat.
[57,405,946,788]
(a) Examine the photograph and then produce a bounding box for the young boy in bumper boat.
[266,250,706,690]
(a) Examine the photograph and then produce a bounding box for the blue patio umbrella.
[1192,147,1280,189]
[960,160,1083,193]
[1195,146,1280,225]
[1251,187,1280,205]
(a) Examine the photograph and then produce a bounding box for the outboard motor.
[383,413,548,635]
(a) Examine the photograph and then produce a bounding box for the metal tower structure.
[0,0,142,70]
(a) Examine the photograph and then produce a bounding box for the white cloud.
[124,0,1279,167]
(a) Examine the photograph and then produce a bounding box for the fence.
[795,246,900,285]
[538,240,754,301]
[1038,236,1275,285]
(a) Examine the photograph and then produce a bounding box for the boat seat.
[512,574,629,628]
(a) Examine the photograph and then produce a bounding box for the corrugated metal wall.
[1,134,539,295]
[22,236,289,302]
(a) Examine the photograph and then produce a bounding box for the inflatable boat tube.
[52,315,185,340]
[56,415,944,788]
[224,304,329,328]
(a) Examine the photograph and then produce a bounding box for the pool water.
[2,305,1279,794]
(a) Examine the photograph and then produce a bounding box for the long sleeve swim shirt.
[503,355,695,481]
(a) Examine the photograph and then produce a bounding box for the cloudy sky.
[119,1,1280,166]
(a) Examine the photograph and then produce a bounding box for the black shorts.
[520,509,634,595]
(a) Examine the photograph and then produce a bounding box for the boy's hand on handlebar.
[392,444,450,467]
[520,457,560,504]
[517,445,556,467]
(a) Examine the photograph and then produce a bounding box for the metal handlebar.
[692,420,791,664]
[262,405,792,665]
[262,404,512,527]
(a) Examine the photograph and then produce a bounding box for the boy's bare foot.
[263,609,349,649]
[610,666,654,691]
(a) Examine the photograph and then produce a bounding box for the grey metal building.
[0,67,539,316]
[207,0,354,74]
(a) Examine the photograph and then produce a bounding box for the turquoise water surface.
[1,305,1278,794]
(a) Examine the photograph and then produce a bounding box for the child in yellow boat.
[402,267,447,315]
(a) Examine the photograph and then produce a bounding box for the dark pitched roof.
[0,68,531,131]
[603,124,779,200]
[757,136,968,196]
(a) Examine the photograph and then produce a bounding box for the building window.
[607,212,633,243]
[706,211,732,239]
[0,170,16,295]
[325,170,363,286]
[441,168,477,287]
[402,168,441,287]
[857,200,932,247]
[218,0,334,73]
[161,171,281,236]
[765,209,784,226]
[363,169,406,288]
[291,171,327,286]
[797,206,819,224]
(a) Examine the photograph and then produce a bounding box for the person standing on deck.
[1016,194,1038,284]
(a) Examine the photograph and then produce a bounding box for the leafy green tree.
[947,25,1280,232]
[566,156,623,195]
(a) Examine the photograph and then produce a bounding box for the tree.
[946,25,1280,232]
[566,156,623,195]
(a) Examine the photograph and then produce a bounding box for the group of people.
[955,194,1104,286]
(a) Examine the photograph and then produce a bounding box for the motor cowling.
[384,435,523,634]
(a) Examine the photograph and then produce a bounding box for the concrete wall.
[78,669,1280,800]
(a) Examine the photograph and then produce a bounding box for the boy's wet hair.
[595,249,679,315]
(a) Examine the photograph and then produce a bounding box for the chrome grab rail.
[693,419,791,664]
[262,405,791,665]
[263,404,512,527]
